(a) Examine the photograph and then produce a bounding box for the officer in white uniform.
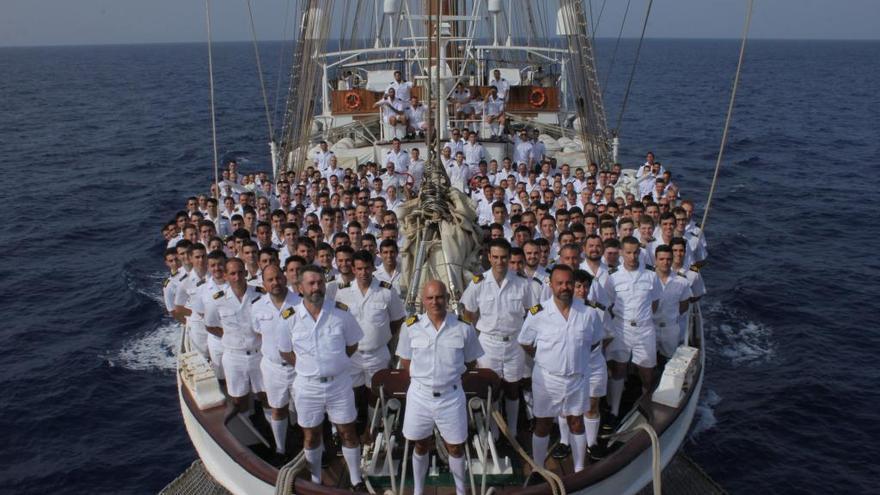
[313,141,334,173]
[251,264,302,456]
[173,243,210,359]
[384,138,410,173]
[162,248,182,316]
[670,237,706,345]
[194,249,230,380]
[460,239,533,433]
[204,258,266,412]
[489,69,510,100]
[603,236,662,423]
[462,133,486,175]
[483,87,506,137]
[518,265,601,472]
[335,250,405,411]
[512,129,534,168]
[652,245,691,359]
[388,70,413,106]
[397,280,484,495]
[286,265,365,489]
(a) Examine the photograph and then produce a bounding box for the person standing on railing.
[387,70,413,107]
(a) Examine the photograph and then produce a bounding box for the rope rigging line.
[246,0,275,141]
[204,0,220,199]
[600,0,630,96]
[699,0,754,235]
[272,0,294,133]
[613,0,653,136]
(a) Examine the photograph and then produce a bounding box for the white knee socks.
[532,434,549,469]
[505,399,520,432]
[570,433,587,472]
[608,378,625,416]
[304,445,323,483]
[412,451,429,495]
[270,417,287,454]
[341,445,363,485]
[448,455,467,495]
[585,416,600,447]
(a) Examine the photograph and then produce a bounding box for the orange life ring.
[344,91,361,110]
[529,88,546,108]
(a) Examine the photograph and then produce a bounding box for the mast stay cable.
[204,0,220,198]
[613,0,653,136]
[600,0,631,98]
[246,0,275,141]
[700,0,754,234]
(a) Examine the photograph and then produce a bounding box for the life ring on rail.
[528,88,547,108]
[344,91,362,110]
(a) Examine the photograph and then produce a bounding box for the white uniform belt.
[623,318,653,327]
[302,375,337,383]
[414,382,461,397]
[479,331,516,342]
[264,357,291,367]
[225,348,261,356]
[652,319,671,328]
[537,364,584,379]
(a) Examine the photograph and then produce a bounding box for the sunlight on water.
[108,322,181,372]
[704,301,775,366]
[690,388,721,440]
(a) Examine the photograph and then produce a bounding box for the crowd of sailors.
[161,140,707,493]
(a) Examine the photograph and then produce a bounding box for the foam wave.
[107,322,181,373]
[704,301,775,366]
[689,388,721,440]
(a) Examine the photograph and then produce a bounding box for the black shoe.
[600,414,618,435]
[351,482,368,492]
[551,443,571,459]
[589,442,606,461]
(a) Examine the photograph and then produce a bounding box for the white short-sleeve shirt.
[518,299,601,376]
[459,270,534,335]
[286,300,364,377]
[251,290,302,365]
[204,285,264,352]
[334,278,406,351]
[396,313,484,389]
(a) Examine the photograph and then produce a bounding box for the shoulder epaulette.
[340,281,351,289]
[529,303,544,315]
[196,279,206,287]
[180,273,188,281]
[532,276,543,285]
[472,273,484,283]
[587,300,607,311]
[608,267,618,275]
[378,281,392,289]
[689,264,701,273]
[212,290,225,299]
[252,295,262,304]
[515,271,526,278]
[335,301,349,311]
[163,278,171,288]
[281,307,295,319]
[458,313,472,324]
[255,286,266,293]
[645,265,655,271]
[405,315,418,327]
[677,270,688,278]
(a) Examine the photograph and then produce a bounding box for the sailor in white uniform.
[251,264,301,456]
[384,138,410,174]
[462,133,486,175]
[489,69,510,100]
[204,258,266,412]
[518,265,601,472]
[335,250,405,407]
[670,237,706,344]
[603,236,662,423]
[162,248,182,316]
[397,280,484,495]
[285,265,365,488]
[651,245,691,359]
[173,243,210,359]
[388,70,413,107]
[483,87,506,137]
[194,250,230,380]
[461,239,534,433]
[312,141,334,173]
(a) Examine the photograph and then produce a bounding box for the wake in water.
[703,300,775,366]
[689,389,722,441]
[107,321,181,373]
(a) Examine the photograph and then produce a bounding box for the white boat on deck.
[176,1,715,494]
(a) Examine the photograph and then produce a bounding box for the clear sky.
[0,0,876,47]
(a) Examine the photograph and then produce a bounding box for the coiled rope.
[699,0,754,234]
[204,0,220,198]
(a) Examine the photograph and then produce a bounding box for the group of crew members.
[161,147,707,494]
[373,69,510,138]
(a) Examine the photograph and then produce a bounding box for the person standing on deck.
[460,239,534,436]
[397,280,484,495]
[603,236,662,427]
[519,265,601,472]
[285,265,366,490]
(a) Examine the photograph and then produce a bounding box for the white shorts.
[532,366,587,418]
[293,373,357,428]
[261,359,296,409]
[222,350,264,398]
[588,345,607,398]
[207,334,225,380]
[605,323,657,368]
[655,320,680,358]
[477,333,525,382]
[403,383,468,445]
[350,346,391,388]
[187,322,209,358]
[384,115,404,125]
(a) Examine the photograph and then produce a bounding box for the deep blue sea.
[0,38,878,494]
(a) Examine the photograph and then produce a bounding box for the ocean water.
[0,39,878,494]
